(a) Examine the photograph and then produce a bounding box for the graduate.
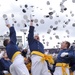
[3,17,29,75]
[28,15,53,75]
[0,50,11,75]
[63,44,75,75]
[69,45,75,75]
[54,41,71,75]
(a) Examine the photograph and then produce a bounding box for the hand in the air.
[30,14,34,26]
[3,14,11,28]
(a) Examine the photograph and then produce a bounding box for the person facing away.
[3,17,29,75]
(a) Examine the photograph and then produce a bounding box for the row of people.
[27,18,75,75]
[1,15,75,75]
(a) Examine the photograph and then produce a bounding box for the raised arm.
[4,18,17,44]
[28,15,35,43]
[9,26,17,44]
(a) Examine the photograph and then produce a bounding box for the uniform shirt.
[28,26,44,53]
[56,49,71,63]
[0,71,4,75]
[0,58,12,71]
[0,59,4,75]
[6,27,19,59]
[56,46,75,72]
[68,46,75,72]
[0,58,12,75]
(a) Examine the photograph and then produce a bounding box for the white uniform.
[10,54,29,75]
[31,55,51,75]
[73,71,75,75]
[54,67,70,75]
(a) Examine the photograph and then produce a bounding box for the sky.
[0,0,75,49]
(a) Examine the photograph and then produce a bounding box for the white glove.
[30,14,34,21]
[5,19,10,25]
[52,53,57,60]
[52,53,56,57]
[61,52,68,57]
[3,70,9,74]
[0,51,4,59]
[3,14,10,25]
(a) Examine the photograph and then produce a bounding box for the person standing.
[3,17,29,75]
[63,44,75,75]
[54,41,71,75]
[28,17,53,75]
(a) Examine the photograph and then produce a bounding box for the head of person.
[34,35,40,41]
[3,39,10,47]
[3,51,9,60]
[61,41,70,49]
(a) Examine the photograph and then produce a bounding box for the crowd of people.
[0,15,75,75]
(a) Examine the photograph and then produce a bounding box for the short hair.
[3,39,9,47]
[66,41,70,49]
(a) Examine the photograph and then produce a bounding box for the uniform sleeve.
[70,65,75,72]
[9,27,17,44]
[0,71,4,75]
[63,51,75,71]
[70,46,74,51]
[0,58,12,72]
[69,56,75,72]
[28,26,35,44]
[67,52,74,59]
